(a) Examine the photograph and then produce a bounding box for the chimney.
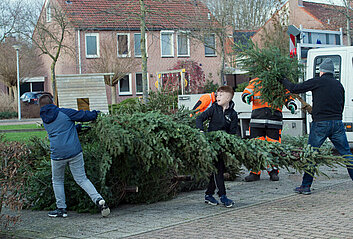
[298,0,304,7]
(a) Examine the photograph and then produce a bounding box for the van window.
[313,55,341,81]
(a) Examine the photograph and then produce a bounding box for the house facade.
[36,0,222,103]
[252,0,353,47]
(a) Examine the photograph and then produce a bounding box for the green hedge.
[0,111,17,120]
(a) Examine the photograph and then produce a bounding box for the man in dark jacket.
[278,58,353,195]
[196,85,238,208]
[39,95,110,217]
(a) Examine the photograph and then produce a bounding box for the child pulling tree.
[196,85,238,208]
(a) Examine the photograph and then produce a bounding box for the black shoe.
[269,170,279,181]
[244,173,260,182]
[96,198,110,217]
[48,208,67,218]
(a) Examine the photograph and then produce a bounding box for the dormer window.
[46,3,52,22]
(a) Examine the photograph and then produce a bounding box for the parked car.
[20,92,53,104]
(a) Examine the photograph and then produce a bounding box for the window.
[46,3,51,22]
[161,31,174,57]
[119,74,132,95]
[85,33,99,58]
[314,55,341,81]
[134,33,148,57]
[135,73,149,94]
[177,32,190,57]
[205,34,216,56]
[117,33,130,57]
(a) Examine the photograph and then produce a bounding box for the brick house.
[252,0,353,47]
[35,0,222,103]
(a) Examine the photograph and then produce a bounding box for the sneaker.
[220,195,234,208]
[269,170,279,181]
[244,172,260,182]
[294,185,311,195]
[96,198,110,217]
[48,208,67,218]
[204,195,219,206]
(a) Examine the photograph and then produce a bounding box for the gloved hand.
[245,94,253,105]
[288,104,296,114]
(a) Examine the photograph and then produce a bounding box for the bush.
[235,82,248,92]
[203,79,219,93]
[0,111,17,120]
[0,139,32,228]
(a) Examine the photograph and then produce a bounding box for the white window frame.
[134,33,148,57]
[135,72,149,95]
[160,31,174,57]
[46,2,51,22]
[205,33,217,57]
[177,32,190,57]
[117,33,130,57]
[118,73,132,95]
[85,33,100,58]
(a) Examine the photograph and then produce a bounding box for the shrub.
[0,111,17,120]
[0,139,32,228]
[203,79,219,93]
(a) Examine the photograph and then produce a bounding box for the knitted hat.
[319,58,334,74]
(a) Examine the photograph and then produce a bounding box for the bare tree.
[89,38,139,104]
[259,6,289,55]
[0,0,27,43]
[0,39,43,100]
[328,0,353,46]
[202,0,284,31]
[22,2,75,105]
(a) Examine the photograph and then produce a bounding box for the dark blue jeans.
[302,120,353,186]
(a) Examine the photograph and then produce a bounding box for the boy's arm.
[229,112,239,135]
[195,105,214,131]
[60,108,99,122]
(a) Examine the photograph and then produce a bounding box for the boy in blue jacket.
[39,95,110,218]
[196,85,238,208]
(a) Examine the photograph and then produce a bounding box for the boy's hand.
[245,94,253,104]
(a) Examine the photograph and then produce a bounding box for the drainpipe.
[77,29,82,74]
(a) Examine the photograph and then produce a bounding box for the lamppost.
[12,45,21,120]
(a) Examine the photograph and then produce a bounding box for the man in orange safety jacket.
[242,78,297,182]
[191,92,216,115]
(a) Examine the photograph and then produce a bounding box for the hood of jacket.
[40,104,59,124]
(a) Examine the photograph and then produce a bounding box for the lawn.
[0,124,42,130]
[0,124,47,142]
[2,131,48,142]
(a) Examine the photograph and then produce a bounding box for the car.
[20,92,53,104]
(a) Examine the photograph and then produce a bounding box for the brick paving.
[128,182,353,239]
[3,166,352,239]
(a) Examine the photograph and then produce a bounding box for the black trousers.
[250,126,281,142]
[205,157,226,197]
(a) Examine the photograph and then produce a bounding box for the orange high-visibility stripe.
[250,171,261,175]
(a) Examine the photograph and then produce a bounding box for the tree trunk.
[51,61,58,106]
[139,0,148,103]
[220,35,225,86]
[112,85,117,104]
[347,16,351,46]
[10,86,15,101]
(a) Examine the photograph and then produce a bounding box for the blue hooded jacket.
[40,104,98,160]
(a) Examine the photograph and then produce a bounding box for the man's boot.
[269,169,279,181]
[244,172,260,182]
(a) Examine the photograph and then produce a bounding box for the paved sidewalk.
[0,118,42,126]
[3,166,352,239]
